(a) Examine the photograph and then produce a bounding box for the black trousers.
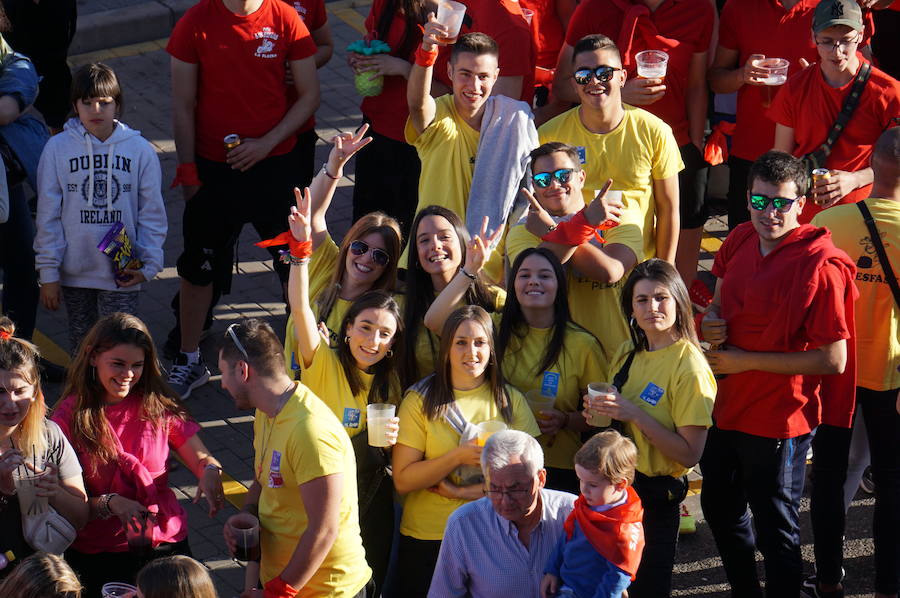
[727,156,753,231]
[629,472,687,598]
[66,538,192,597]
[395,534,442,598]
[809,423,853,586]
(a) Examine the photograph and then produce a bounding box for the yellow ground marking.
[33,329,71,367]
[700,232,724,255]
[68,38,169,67]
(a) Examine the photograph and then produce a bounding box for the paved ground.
[6,2,880,595]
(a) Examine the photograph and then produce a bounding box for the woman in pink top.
[51,313,224,596]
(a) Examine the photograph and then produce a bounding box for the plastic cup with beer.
[586,383,615,427]
[476,421,507,446]
[228,512,261,562]
[13,467,48,516]
[751,57,789,86]
[125,512,154,558]
[101,583,138,598]
[525,389,556,421]
[367,403,396,448]
[635,50,669,79]
[435,0,466,44]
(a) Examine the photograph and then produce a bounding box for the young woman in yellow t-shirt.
[399,205,504,388]
[283,125,402,376]
[424,239,606,495]
[287,189,402,596]
[584,259,716,598]
[393,305,540,598]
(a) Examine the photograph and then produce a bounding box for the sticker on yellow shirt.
[541,371,560,398]
[639,382,665,407]
[268,451,284,488]
[342,407,361,429]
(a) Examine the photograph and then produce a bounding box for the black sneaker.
[860,465,875,494]
[166,353,210,400]
[801,576,844,598]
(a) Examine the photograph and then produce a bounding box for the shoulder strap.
[857,201,900,310]
[805,61,872,169]
[612,350,637,392]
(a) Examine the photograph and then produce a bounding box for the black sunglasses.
[749,193,801,212]
[349,239,390,267]
[573,65,621,85]
[532,168,575,188]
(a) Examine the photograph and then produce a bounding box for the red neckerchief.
[609,0,679,70]
[563,487,645,579]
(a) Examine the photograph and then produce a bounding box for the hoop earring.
[386,349,393,358]
[91,366,96,381]
[344,336,350,345]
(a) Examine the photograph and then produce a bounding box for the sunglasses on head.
[573,65,621,85]
[350,239,390,267]
[225,323,250,362]
[532,168,574,188]
[749,193,801,212]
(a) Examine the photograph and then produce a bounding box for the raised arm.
[287,187,324,369]
[407,13,447,135]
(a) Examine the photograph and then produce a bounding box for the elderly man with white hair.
[428,430,577,597]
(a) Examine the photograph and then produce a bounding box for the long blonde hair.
[0,552,82,598]
[0,317,47,461]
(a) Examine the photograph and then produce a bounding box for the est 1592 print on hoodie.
[34,118,167,292]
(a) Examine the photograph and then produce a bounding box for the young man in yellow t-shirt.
[538,34,683,264]
[218,319,371,598]
[508,141,641,355]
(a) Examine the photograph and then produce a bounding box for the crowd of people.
[0,0,899,595]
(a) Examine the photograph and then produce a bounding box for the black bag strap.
[857,201,900,310]
[803,61,871,170]
[612,350,637,392]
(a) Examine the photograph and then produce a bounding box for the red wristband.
[415,45,438,67]
[256,232,313,259]
[171,162,201,188]
[263,576,298,598]
[541,210,608,245]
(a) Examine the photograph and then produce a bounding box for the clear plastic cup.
[525,389,556,421]
[101,583,138,598]
[476,421,507,446]
[436,0,467,44]
[367,403,396,448]
[635,50,669,79]
[13,468,48,517]
[752,57,789,86]
[228,513,261,562]
[586,383,615,427]
[521,8,534,25]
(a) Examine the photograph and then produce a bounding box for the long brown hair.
[0,317,47,462]
[315,212,401,324]
[59,313,188,466]
[419,305,512,422]
[0,552,82,598]
[373,0,426,59]
[619,259,699,351]
[337,290,402,403]
[136,556,216,598]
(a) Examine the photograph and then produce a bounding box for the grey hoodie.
[34,118,166,291]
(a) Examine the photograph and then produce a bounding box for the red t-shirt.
[565,0,714,146]
[711,223,852,438]
[167,0,316,162]
[768,61,900,222]
[433,0,536,103]
[520,0,566,69]
[360,0,422,141]
[283,0,327,134]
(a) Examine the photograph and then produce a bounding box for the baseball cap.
[813,0,864,33]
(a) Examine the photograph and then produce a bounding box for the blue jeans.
[700,425,812,598]
[0,184,37,339]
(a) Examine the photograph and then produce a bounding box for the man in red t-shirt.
[699,150,856,597]
[708,0,872,230]
[771,0,900,224]
[164,0,320,399]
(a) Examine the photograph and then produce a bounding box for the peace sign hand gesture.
[521,187,557,238]
[464,217,502,275]
[326,124,374,177]
[288,187,313,244]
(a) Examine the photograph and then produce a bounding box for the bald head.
[871,128,900,199]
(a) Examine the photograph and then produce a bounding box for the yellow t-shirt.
[396,381,540,540]
[405,94,479,227]
[283,235,349,375]
[813,198,900,391]
[498,320,606,469]
[300,338,401,438]
[606,339,716,478]
[254,384,371,595]
[506,223,641,355]
[538,105,684,260]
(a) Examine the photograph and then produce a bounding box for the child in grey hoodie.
[34,63,166,349]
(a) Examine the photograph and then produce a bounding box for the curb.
[71,0,195,55]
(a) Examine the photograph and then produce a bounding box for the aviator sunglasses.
[532,168,575,188]
[573,65,622,86]
[350,239,391,267]
[749,193,801,212]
